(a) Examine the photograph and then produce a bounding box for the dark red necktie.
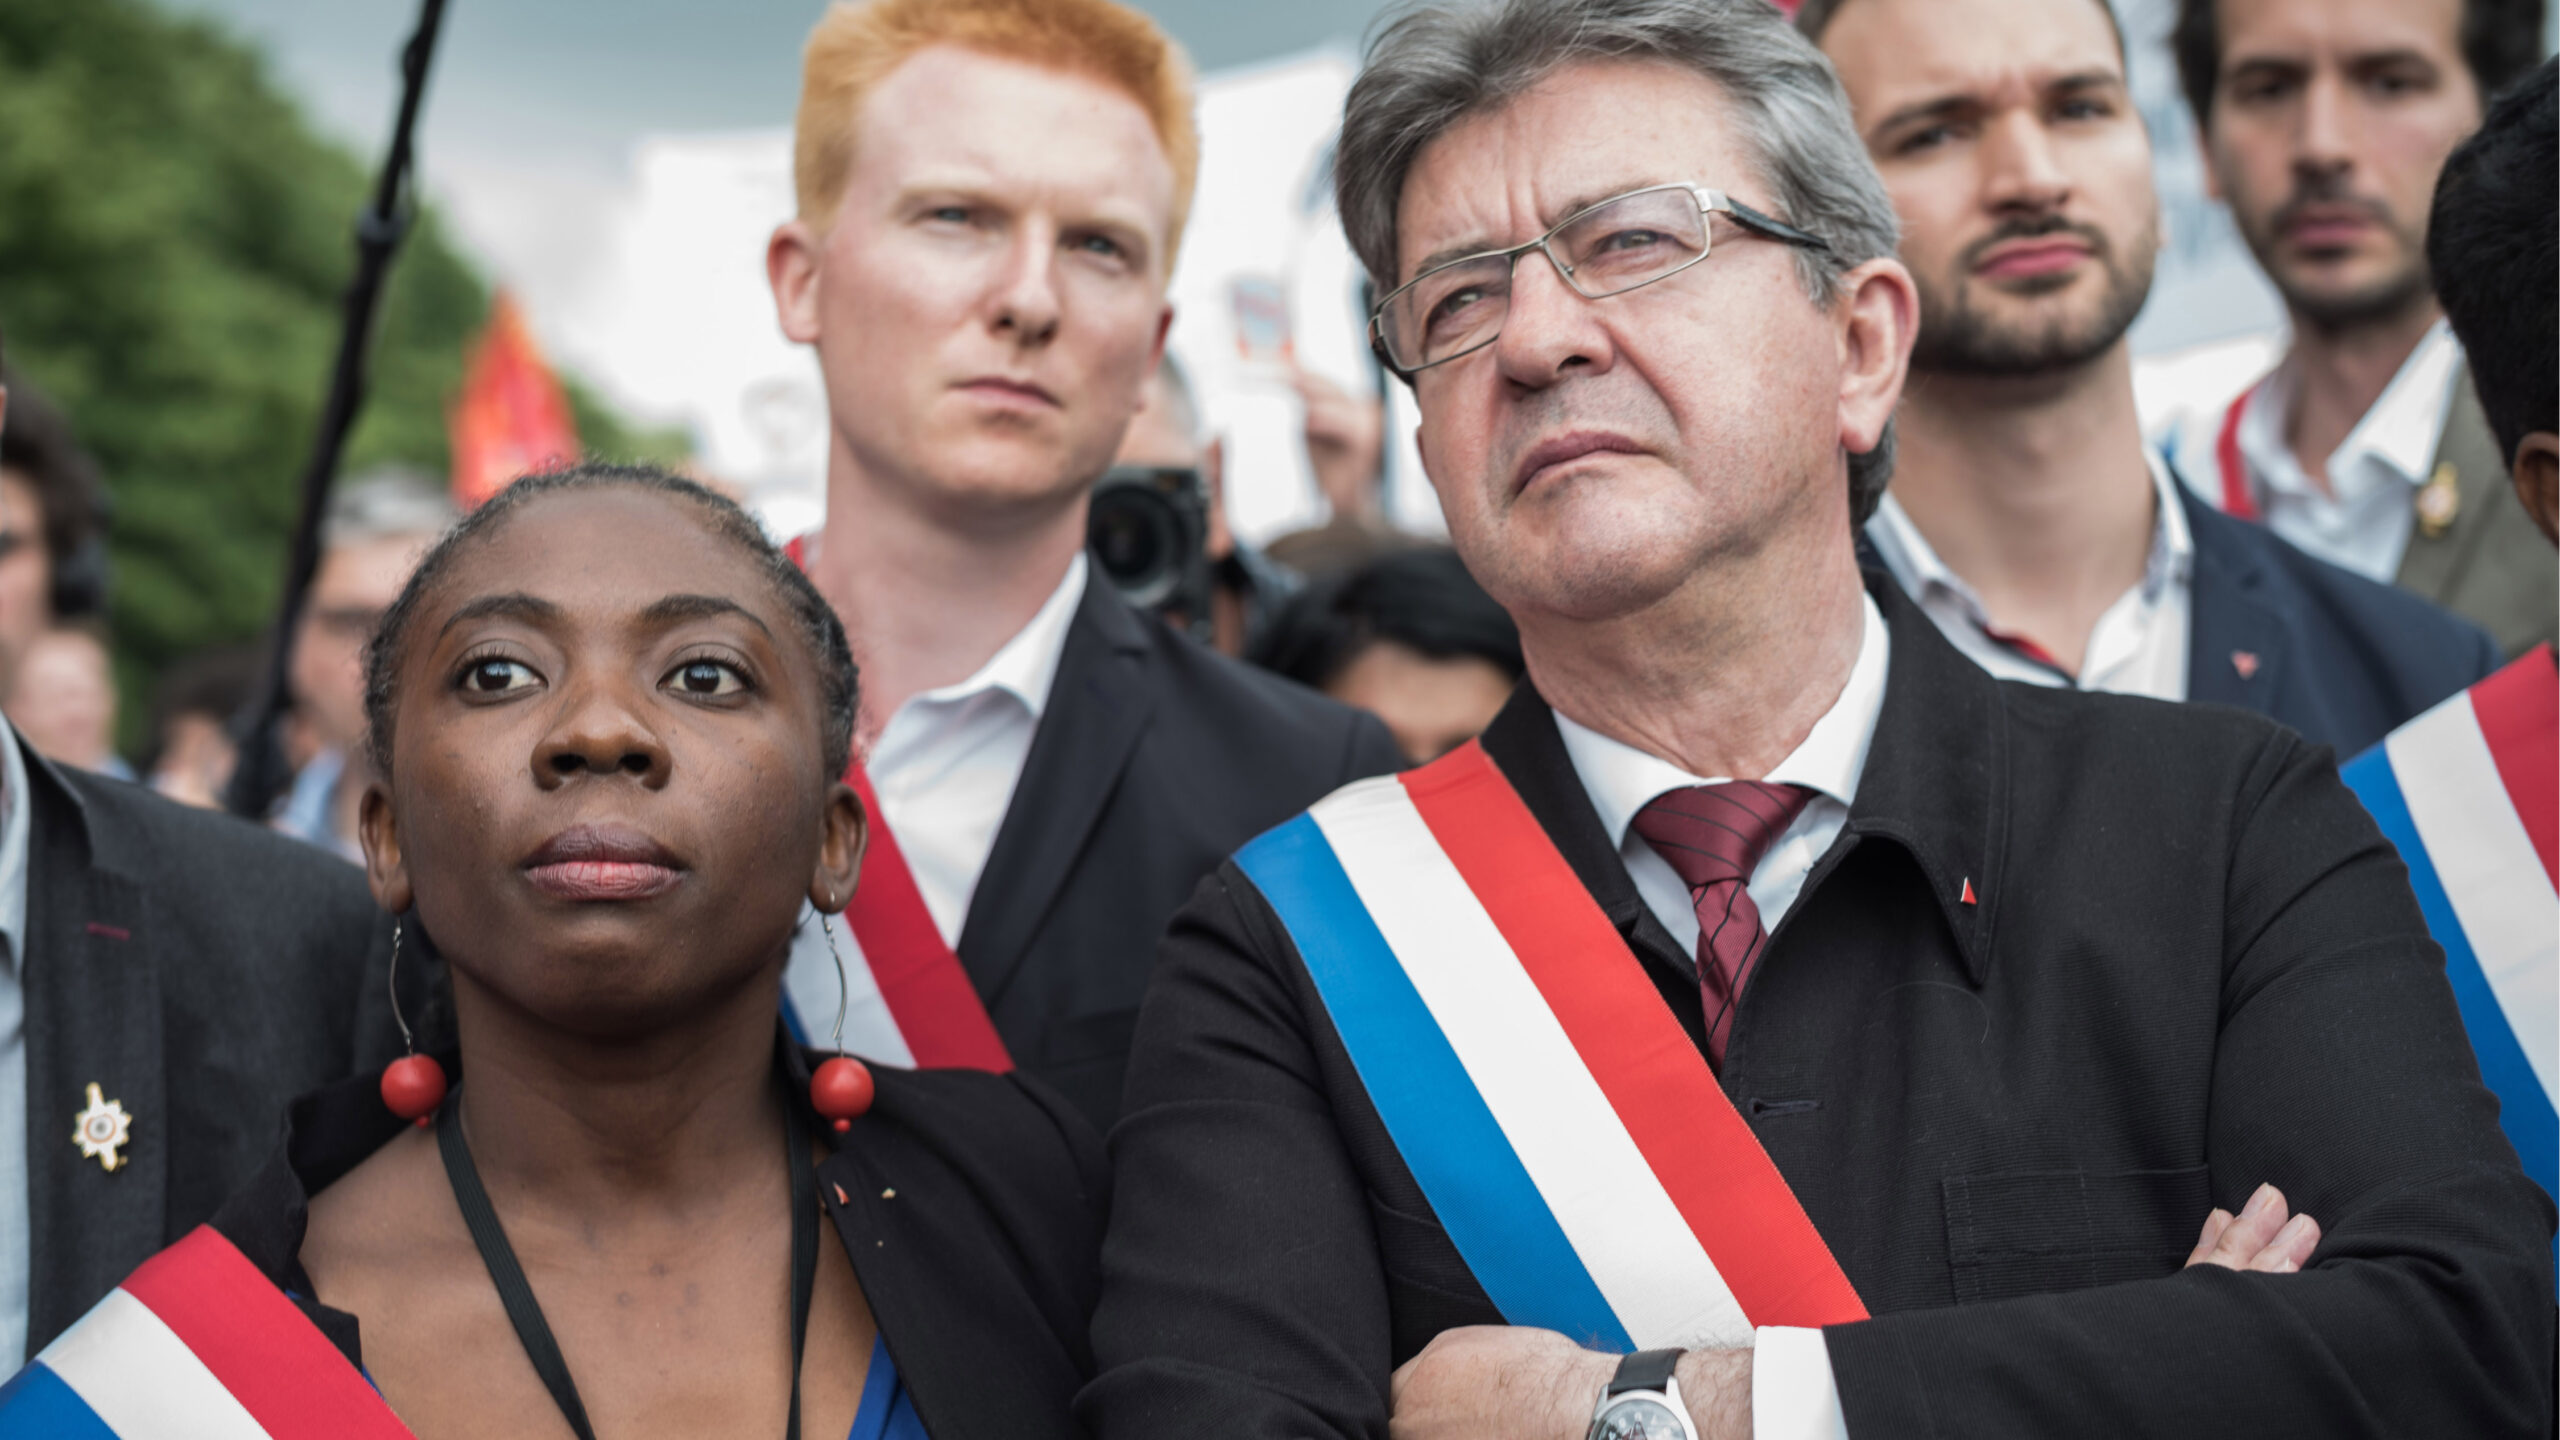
[1631,781,1815,1069]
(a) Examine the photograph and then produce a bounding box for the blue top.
[850,1333,927,1440]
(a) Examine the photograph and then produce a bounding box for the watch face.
[1594,1395,1689,1440]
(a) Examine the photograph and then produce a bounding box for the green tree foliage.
[0,0,685,731]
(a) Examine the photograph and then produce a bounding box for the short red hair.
[794,0,1200,269]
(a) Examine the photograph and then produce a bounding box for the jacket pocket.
[1941,1166,2211,1305]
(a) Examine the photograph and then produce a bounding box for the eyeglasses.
[1369,182,1830,376]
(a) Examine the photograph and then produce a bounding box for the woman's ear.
[358,780,414,916]
[810,780,868,915]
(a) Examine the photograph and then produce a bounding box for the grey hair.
[322,465,460,552]
[1336,0,1904,520]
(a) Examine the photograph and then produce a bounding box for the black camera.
[1088,465,1213,638]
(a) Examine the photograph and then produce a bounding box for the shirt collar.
[904,551,1087,722]
[1864,452,2194,625]
[2242,318,2463,493]
[0,721,32,969]
[1551,591,1890,849]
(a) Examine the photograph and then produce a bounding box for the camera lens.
[1089,485,1178,606]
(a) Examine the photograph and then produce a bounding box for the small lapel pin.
[2231,650,2261,681]
[1959,878,1978,906]
[73,1083,131,1173]
[2416,461,2460,538]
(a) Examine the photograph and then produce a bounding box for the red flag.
[448,292,578,510]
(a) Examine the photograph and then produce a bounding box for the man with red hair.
[765,0,1398,1127]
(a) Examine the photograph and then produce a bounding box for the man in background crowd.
[144,644,257,809]
[764,0,1397,1126]
[1804,0,2497,756]
[2161,0,2550,656]
[1254,546,1522,763]
[4,626,127,779]
[0,376,108,711]
[0,327,402,1367]
[271,467,452,862]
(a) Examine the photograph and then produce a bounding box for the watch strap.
[1605,1348,1684,1397]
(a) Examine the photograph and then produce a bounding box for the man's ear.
[2195,128,2226,203]
[0,384,11,438]
[2513,431,2559,547]
[358,780,413,916]
[810,780,868,916]
[768,221,827,347]
[1836,256,1918,462]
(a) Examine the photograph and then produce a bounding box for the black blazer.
[954,573,1401,1129]
[1082,581,2554,1439]
[198,1046,1106,1440]
[20,734,402,1352]
[2178,479,2503,755]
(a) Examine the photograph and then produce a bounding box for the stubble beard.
[1909,219,2157,378]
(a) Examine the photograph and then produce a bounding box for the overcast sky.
[159,0,1391,174]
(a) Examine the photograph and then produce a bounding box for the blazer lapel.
[2395,363,2506,604]
[954,578,1155,1008]
[2179,483,2292,715]
[19,755,162,1348]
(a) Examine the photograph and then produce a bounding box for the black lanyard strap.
[437,1081,821,1440]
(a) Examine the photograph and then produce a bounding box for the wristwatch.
[1587,1348,1699,1440]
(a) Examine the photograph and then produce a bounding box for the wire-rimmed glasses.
[1369,183,1831,377]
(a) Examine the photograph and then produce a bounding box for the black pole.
[224,0,451,818]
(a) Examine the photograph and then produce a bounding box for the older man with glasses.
[1081,1,2554,1437]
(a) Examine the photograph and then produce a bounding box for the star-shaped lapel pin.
[73,1083,131,1173]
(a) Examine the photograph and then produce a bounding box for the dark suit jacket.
[2179,481,2503,755]
[21,735,403,1352]
[953,573,1401,1129]
[200,1046,1105,1440]
[1083,581,2554,1439]
[2395,363,2557,659]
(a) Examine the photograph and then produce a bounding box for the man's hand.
[1291,361,1386,522]
[1389,1327,1753,1440]
[2184,1182,2322,1274]
[1389,1326,1611,1440]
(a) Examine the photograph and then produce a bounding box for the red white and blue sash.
[0,1226,413,1439]
[782,534,1011,1072]
[1235,742,1865,1350]
[2343,647,2556,1204]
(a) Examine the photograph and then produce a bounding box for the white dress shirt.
[1864,450,2195,701]
[782,555,1087,1050]
[1552,594,1889,1440]
[0,723,36,1369]
[2232,319,2464,580]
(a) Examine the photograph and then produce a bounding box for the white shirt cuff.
[1750,1325,1849,1440]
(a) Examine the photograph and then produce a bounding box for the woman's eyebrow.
[437,592,562,639]
[642,593,774,638]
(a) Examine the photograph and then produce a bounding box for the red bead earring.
[810,913,874,1133]
[378,918,447,1127]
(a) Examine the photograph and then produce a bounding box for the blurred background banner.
[448,291,577,511]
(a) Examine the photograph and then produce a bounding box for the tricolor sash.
[835,761,1013,1070]
[0,1226,413,1439]
[1234,742,1865,1350]
[781,534,1011,1072]
[2342,646,2557,1207]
